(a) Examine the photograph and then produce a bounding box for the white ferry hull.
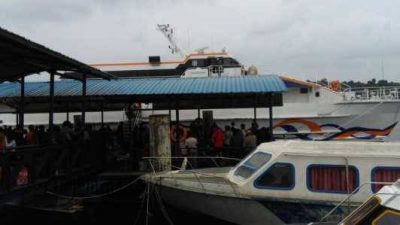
[144,100,400,141]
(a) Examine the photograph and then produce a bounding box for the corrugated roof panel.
[0,75,287,98]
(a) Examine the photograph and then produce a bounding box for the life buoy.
[329,80,341,92]
[170,125,188,143]
[16,166,28,186]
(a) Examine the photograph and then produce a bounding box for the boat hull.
[156,184,344,225]
[157,184,285,225]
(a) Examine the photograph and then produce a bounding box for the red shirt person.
[212,126,224,152]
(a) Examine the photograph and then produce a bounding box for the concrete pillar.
[149,115,171,171]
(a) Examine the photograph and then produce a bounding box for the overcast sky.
[1,0,400,81]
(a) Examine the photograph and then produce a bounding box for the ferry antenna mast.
[157,24,185,57]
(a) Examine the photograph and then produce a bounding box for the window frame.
[253,162,296,190]
[306,164,360,194]
[370,166,400,193]
[233,152,272,180]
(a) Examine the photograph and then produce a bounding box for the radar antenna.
[157,24,184,57]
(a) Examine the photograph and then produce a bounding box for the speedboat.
[143,140,400,225]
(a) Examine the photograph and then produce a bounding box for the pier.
[0,26,288,218]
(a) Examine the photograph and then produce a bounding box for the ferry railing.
[143,156,242,197]
[319,181,395,223]
[342,86,400,101]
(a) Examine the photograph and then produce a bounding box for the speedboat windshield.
[234,152,271,179]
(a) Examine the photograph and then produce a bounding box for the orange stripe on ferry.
[273,119,322,133]
[334,127,395,140]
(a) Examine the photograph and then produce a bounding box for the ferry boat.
[89,24,400,141]
[92,49,400,141]
[143,140,400,225]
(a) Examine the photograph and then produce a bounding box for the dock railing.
[0,138,107,194]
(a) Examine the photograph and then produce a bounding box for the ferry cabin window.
[307,165,359,193]
[208,57,218,66]
[300,88,309,94]
[191,60,198,67]
[371,167,400,193]
[234,152,271,179]
[223,58,240,66]
[315,91,320,97]
[254,163,295,189]
[187,59,206,68]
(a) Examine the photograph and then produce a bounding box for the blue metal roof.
[0,75,286,98]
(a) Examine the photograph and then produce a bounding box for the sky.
[1,0,400,82]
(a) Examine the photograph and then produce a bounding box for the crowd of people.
[179,118,272,159]
[0,121,118,153]
[0,118,272,161]
[0,118,273,189]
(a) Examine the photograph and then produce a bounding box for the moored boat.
[143,140,400,225]
[92,49,400,141]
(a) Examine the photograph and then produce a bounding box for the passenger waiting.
[211,124,224,156]
[184,132,198,168]
[244,130,257,155]
[26,125,37,145]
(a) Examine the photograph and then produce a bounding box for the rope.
[153,184,175,225]
[46,176,142,200]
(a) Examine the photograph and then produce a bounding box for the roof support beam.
[49,72,55,132]
[268,93,274,141]
[81,74,87,126]
[18,76,25,127]
[175,102,180,156]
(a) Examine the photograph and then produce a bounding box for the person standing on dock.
[244,130,257,155]
[231,127,244,158]
[211,124,224,156]
[26,125,37,145]
[184,132,198,168]
[224,125,233,156]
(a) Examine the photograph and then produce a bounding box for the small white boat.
[143,140,400,225]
